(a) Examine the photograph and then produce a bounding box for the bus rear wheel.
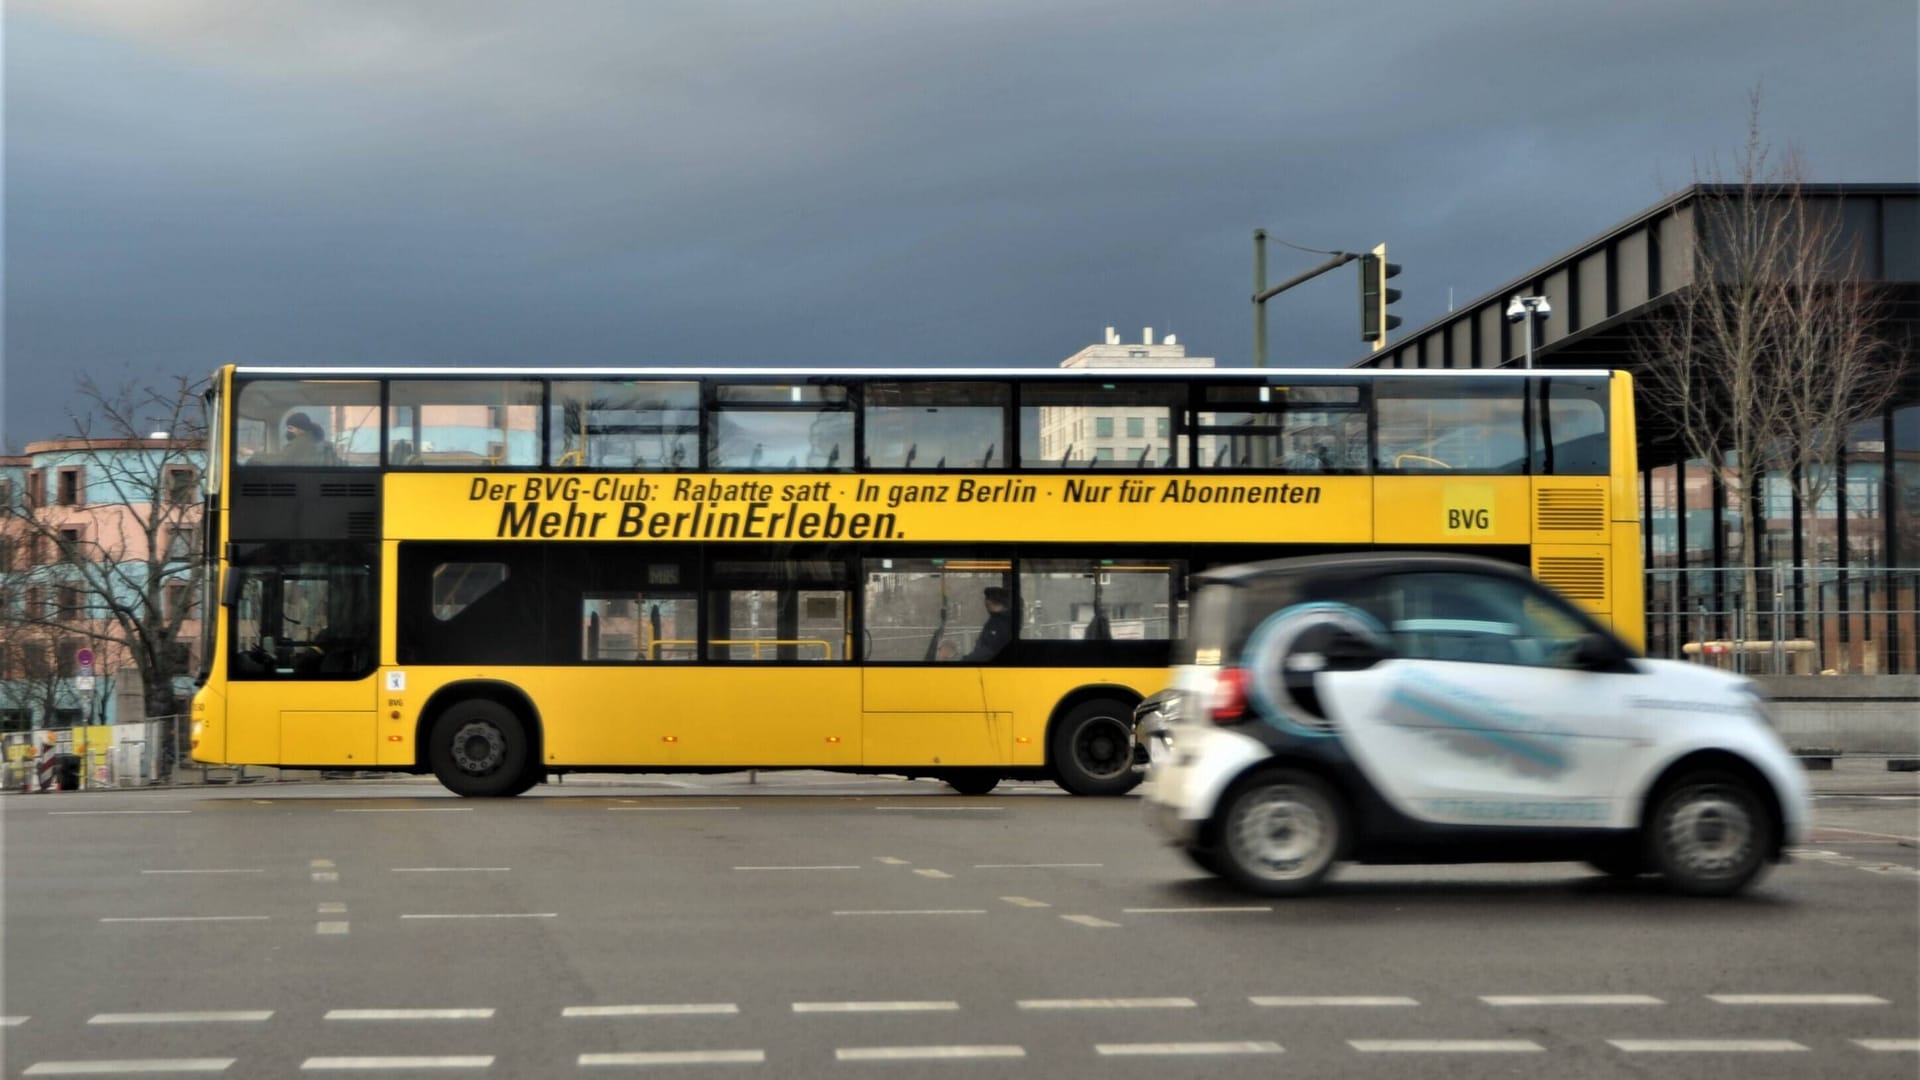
[1050,698,1142,797]
[428,700,532,798]
[942,770,1000,796]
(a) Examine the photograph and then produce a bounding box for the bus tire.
[427,700,531,798]
[1050,698,1142,797]
[942,770,1000,796]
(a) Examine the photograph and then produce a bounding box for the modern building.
[1041,326,1214,467]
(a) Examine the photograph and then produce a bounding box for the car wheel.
[1181,844,1227,876]
[1649,772,1773,897]
[428,700,531,798]
[1050,698,1143,796]
[1215,769,1342,897]
[943,770,1000,796]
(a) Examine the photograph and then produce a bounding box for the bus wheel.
[943,770,999,796]
[428,700,530,798]
[1051,698,1142,797]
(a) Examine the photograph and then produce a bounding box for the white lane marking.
[1708,993,1888,1005]
[1001,897,1051,908]
[1122,906,1272,914]
[832,909,985,916]
[913,869,953,879]
[391,867,510,873]
[2,1016,28,1026]
[1252,996,1419,1007]
[317,922,350,935]
[312,872,340,883]
[609,806,740,812]
[1351,1040,1543,1052]
[99,916,269,924]
[311,859,335,868]
[836,1046,1024,1061]
[874,857,910,865]
[580,1051,763,1067]
[1854,1039,1920,1051]
[1609,1039,1808,1052]
[88,1012,272,1025]
[141,869,263,875]
[24,1060,234,1074]
[1017,998,1195,1010]
[1481,994,1665,1006]
[318,903,347,914]
[49,810,190,816]
[301,1057,493,1070]
[399,913,558,920]
[563,1004,739,1017]
[1859,864,1920,878]
[332,808,473,814]
[872,806,1004,812]
[1788,849,1852,860]
[733,865,861,871]
[1061,914,1121,928]
[973,863,1102,869]
[794,1002,959,1013]
[1096,1042,1283,1056]
[324,1009,495,1021]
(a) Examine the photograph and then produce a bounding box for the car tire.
[1214,769,1343,897]
[1050,698,1143,797]
[943,770,1000,796]
[1182,844,1227,876]
[1648,772,1773,897]
[427,700,531,798]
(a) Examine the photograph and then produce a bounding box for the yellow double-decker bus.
[190,365,1641,797]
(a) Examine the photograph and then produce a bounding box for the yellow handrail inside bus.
[1392,452,1452,469]
[649,638,833,659]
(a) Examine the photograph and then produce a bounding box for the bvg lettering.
[1448,508,1490,530]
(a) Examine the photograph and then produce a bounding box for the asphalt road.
[3,763,1915,1079]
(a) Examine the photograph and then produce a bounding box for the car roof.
[1193,551,1536,590]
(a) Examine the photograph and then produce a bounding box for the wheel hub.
[1665,789,1752,876]
[450,720,507,776]
[1232,787,1327,878]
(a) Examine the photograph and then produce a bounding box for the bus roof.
[228,365,1617,380]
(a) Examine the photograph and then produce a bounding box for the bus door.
[225,544,379,767]
[860,561,1011,768]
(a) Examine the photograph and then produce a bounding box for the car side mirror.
[1572,632,1620,671]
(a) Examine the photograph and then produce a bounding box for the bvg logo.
[1443,484,1495,535]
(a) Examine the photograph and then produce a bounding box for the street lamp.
[1505,295,1552,369]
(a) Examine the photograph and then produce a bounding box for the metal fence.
[1645,566,1920,675]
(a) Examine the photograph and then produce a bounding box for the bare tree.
[1635,89,1901,648]
[0,375,206,750]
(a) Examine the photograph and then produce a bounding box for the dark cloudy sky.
[4,0,1916,448]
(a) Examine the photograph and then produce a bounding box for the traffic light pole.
[1252,230,1359,367]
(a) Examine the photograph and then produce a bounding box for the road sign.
[76,648,94,677]
[74,676,96,692]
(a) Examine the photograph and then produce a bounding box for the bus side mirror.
[221,571,240,608]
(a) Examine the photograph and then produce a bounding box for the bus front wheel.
[1050,698,1142,797]
[428,700,532,798]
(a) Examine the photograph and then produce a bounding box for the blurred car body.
[1143,552,1808,897]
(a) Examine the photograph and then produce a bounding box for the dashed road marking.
[794,1002,959,1013]
[1122,906,1271,914]
[1854,1039,1920,1051]
[142,869,262,875]
[872,806,1004,812]
[874,857,911,865]
[1859,864,1920,878]
[88,1012,272,1025]
[400,913,558,920]
[311,860,334,868]
[1481,995,1664,1006]
[1096,1042,1282,1056]
[1017,998,1194,1010]
[1707,994,1888,1005]
[1000,897,1051,908]
[1252,996,1419,1007]
[973,863,1102,869]
[391,867,510,873]
[312,872,339,883]
[835,1046,1023,1062]
[49,810,190,816]
[580,1051,763,1067]
[302,1057,493,1070]
[564,1004,739,1017]
[324,1009,495,1021]
[332,808,472,814]
[24,1059,234,1074]
[832,909,985,916]
[1351,1040,1543,1053]
[317,922,350,935]
[318,903,347,914]
[2,1016,28,1026]
[1060,914,1121,928]
[1609,1039,1808,1052]
[609,806,740,812]
[913,869,952,879]
[734,865,861,871]
[99,916,269,924]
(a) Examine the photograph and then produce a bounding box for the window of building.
[167,467,198,505]
[26,470,44,508]
[56,586,82,620]
[1095,416,1114,439]
[165,527,196,561]
[56,639,81,677]
[57,468,84,507]
[0,478,13,508]
[165,582,195,624]
[1126,416,1144,439]
[58,528,84,560]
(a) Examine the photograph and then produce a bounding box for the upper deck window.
[863,382,1009,470]
[550,380,699,470]
[235,379,381,468]
[709,383,851,471]
[1374,379,1526,474]
[388,380,542,468]
[1192,384,1366,472]
[1020,382,1186,469]
[1533,378,1610,476]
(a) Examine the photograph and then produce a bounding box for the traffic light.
[1360,242,1402,350]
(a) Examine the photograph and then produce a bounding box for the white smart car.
[1143,553,1809,897]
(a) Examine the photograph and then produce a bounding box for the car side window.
[1350,572,1591,669]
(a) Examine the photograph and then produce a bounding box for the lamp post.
[1505,295,1552,369]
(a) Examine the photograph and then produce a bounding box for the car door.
[1317,570,1647,830]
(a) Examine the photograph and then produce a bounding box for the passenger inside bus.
[963,587,1014,661]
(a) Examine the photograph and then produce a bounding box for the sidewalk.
[1805,756,1920,796]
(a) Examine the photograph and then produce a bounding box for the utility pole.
[1251,231,1380,367]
